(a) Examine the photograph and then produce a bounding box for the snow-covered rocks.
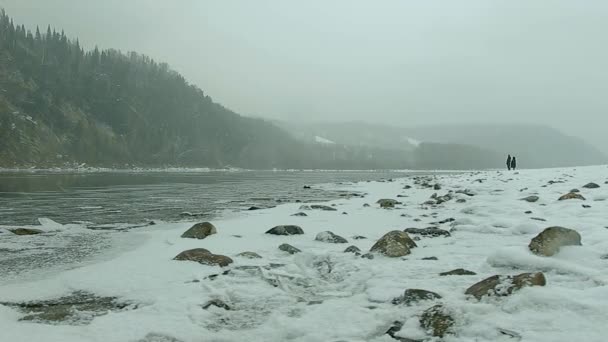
[465,272,546,300]
[180,222,217,239]
[315,231,348,243]
[420,304,455,338]
[528,226,582,256]
[370,230,417,257]
[265,225,304,235]
[173,248,233,267]
[392,289,442,306]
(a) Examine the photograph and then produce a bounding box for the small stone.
[439,268,477,276]
[422,256,438,260]
[558,192,586,201]
[309,204,337,211]
[173,249,233,267]
[525,211,532,214]
[9,228,44,235]
[236,251,262,259]
[352,235,367,240]
[363,203,371,207]
[465,272,546,300]
[315,231,348,244]
[420,304,455,338]
[202,299,230,310]
[344,245,362,254]
[361,253,374,259]
[582,204,591,208]
[279,243,301,254]
[377,199,400,208]
[456,199,467,203]
[529,227,582,256]
[520,196,539,203]
[266,225,304,235]
[392,289,442,305]
[291,212,308,217]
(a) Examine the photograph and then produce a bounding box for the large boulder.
[465,272,546,300]
[9,228,44,235]
[392,289,442,306]
[419,305,455,338]
[265,225,304,235]
[173,248,233,267]
[315,231,348,244]
[528,226,582,256]
[279,243,301,254]
[404,228,451,238]
[180,222,217,239]
[558,192,586,201]
[520,195,539,203]
[370,230,417,257]
[583,182,600,189]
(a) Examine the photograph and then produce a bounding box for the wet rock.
[180,222,217,239]
[439,268,476,276]
[291,212,308,217]
[465,272,546,300]
[370,230,417,257]
[303,185,312,189]
[361,253,374,259]
[420,304,455,338]
[315,231,348,243]
[363,203,371,207]
[422,256,438,260]
[525,210,532,214]
[404,227,451,238]
[202,299,231,310]
[344,245,361,254]
[558,192,586,201]
[248,205,275,211]
[528,227,582,256]
[456,198,467,203]
[265,225,304,235]
[520,195,539,203]
[582,204,591,208]
[352,235,367,240]
[279,243,301,254]
[309,204,338,211]
[236,251,262,259]
[9,228,44,235]
[392,289,442,305]
[377,198,400,208]
[173,249,233,267]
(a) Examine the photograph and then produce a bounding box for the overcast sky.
[1,0,607,151]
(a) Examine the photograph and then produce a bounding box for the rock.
[528,226,582,256]
[9,228,44,235]
[570,188,580,193]
[279,243,301,254]
[180,222,217,239]
[303,185,312,189]
[352,235,367,240]
[291,212,308,217]
[419,305,455,338]
[377,199,400,208]
[248,205,275,211]
[202,299,231,310]
[315,231,348,243]
[525,211,532,214]
[423,200,436,205]
[520,195,539,203]
[344,245,361,254]
[422,256,438,260]
[465,272,546,300]
[392,289,442,305]
[582,204,591,208]
[370,231,417,257]
[439,268,476,276]
[236,251,262,259]
[363,203,370,207]
[498,328,522,340]
[433,184,441,190]
[558,192,586,201]
[265,225,304,235]
[173,249,233,267]
[456,198,467,203]
[455,189,475,197]
[404,228,451,238]
[361,253,374,259]
[309,204,337,211]
[531,217,546,222]
[137,333,185,342]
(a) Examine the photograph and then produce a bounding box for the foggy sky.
[2,0,607,152]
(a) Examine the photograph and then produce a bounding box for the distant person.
[511,156,517,170]
[506,154,512,171]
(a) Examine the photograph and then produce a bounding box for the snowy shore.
[1,166,608,342]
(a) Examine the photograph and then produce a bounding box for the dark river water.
[0,170,412,226]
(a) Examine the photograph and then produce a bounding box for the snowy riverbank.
[1,166,608,342]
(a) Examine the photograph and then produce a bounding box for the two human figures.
[506,154,517,171]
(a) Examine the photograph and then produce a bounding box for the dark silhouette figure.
[511,156,517,170]
[506,154,512,171]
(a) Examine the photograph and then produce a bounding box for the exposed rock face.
[279,243,301,254]
[404,228,451,238]
[583,182,600,189]
[370,230,417,257]
[528,227,582,256]
[315,231,348,243]
[439,268,477,276]
[419,305,455,338]
[377,199,400,208]
[236,251,262,259]
[265,225,304,235]
[9,228,44,235]
[558,192,586,201]
[465,272,546,300]
[173,248,233,267]
[344,245,361,254]
[520,195,539,203]
[392,289,442,305]
[180,222,217,239]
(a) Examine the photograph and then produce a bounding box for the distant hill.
[277,121,606,169]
